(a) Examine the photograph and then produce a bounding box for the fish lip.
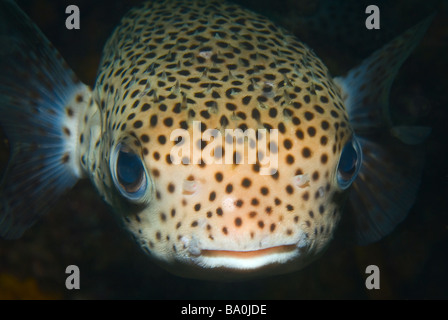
[200,244,298,259]
[191,244,301,270]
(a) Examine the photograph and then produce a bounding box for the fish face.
[90,0,361,279]
[102,105,359,280]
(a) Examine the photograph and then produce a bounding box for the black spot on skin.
[307,127,316,137]
[296,129,304,140]
[320,136,328,146]
[251,198,259,206]
[304,95,311,103]
[235,217,242,227]
[302,192,309,201]
[330,110,339,118]
[226,103,237,111]
[226,184,233,193]
[319,205,325,215]
[251,108,260,120]
[268,108,277,118]
[242,178,251,188]
[302,147,312,158]
[66,108,74,117]
[141,134,150,143]
[61,153,70,164]
[283,139,292,150]
[242,96,252,105]
[163,117,173,127]
[215,172,223,182]
[321,154,328,164]
[150,115,158,127]
[260,187,269,195]
[158,135,167,145]
[314,105,324,114]
[320,96,329,103]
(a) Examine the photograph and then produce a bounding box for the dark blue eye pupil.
[117,150,144,192]
[337,138,362,189]
[339,143,357,175]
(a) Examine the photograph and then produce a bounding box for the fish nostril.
[183,179,199,195]
[294,174,310,188]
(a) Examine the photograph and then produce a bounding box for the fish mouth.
[195,244,300,270]
[201,244,297,259]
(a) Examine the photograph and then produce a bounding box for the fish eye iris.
[337,138,362,189]
[112,144,147,200]
[117,150,144,192]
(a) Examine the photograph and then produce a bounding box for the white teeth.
[294,174,310,188]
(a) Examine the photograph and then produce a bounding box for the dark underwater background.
[0,0,447,299]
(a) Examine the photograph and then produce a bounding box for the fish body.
[0,0,432,279]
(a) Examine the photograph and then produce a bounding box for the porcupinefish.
[0,0,432,280]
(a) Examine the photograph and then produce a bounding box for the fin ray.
[348,136,425,245]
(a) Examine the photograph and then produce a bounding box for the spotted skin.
[73,0,353,278]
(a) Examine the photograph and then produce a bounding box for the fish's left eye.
[111,143,148,201]
[336,137,363,190]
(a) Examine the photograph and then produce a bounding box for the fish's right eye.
[336,137,363,190]
[111,143,148,201]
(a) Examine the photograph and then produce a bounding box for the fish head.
[89,0,362,280]
[93,82,361,280]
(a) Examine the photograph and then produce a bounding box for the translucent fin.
[334,14,435,133]
[346,136,425,245]
[0,0,91,239]
[335,16,434,245]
